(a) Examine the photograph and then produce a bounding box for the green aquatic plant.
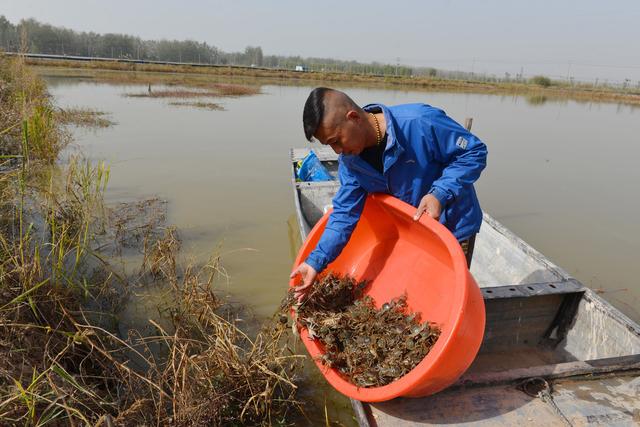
[530,75,553,87]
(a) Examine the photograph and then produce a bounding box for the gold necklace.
[369,112,382,145]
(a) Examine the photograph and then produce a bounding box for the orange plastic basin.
[290,194,485,402]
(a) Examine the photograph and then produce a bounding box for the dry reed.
[1,54,303,426]
[0,55,67,163]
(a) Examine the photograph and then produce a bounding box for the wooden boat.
[290,146,640,426]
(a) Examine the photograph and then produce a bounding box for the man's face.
[315,111,367,156]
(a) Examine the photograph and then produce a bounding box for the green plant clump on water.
[0,54,303,425]
[530,75,553,88]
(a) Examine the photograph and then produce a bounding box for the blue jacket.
[305,103,487,273]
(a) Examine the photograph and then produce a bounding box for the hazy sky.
[4,0,640,82]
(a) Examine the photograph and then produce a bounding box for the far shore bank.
[21,55,640,107]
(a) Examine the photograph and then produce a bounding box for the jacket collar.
[341,103,404,174]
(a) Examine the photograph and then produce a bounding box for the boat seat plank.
[467,348,572,375]
[459,354,640,386]
[480,280,582,299]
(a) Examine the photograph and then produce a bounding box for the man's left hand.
[414,194,442,221]
[290,262,318,302]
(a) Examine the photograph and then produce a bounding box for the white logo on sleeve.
[456,136,469,149]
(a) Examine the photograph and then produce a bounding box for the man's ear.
[345,110,360,121]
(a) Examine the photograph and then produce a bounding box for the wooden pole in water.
[464,117,473,131]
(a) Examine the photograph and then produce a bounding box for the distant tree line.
[2,15,590,85]
[0,16,223,64]
[0,16,423,77]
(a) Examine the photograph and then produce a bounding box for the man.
[291,87,487,300]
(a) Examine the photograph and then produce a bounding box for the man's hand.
[290,262,318,302]
[414,193,442,221]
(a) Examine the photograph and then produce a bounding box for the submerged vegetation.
[0,55,302,425]
[122,82,257,112]
[168,101,224,111]
[126,89,220,98]
[125,83,259,99]
[56,107,115,128]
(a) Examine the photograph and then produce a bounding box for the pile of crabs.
[284,273,440,388]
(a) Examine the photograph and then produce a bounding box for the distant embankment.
[3,51,273,72]
[8,52,640,106]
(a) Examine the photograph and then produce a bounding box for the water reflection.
[287,213,303,262]
[526,94,548,106]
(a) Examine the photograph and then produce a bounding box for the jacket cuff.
[305,253,325,274]
[428,186,453,207]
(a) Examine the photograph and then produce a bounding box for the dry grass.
[0,149,303,427]
[0,192,303,425]
[136,230,303,426]
[0,54,304,426]
[0,55,67,163]
[56,107,115,128]
[211,83,260,96]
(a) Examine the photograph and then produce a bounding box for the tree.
[243,46,263,66]
[530,75,552,87]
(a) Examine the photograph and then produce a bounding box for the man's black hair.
[302,87,331,142]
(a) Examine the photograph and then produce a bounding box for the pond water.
[44,72,640,423]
